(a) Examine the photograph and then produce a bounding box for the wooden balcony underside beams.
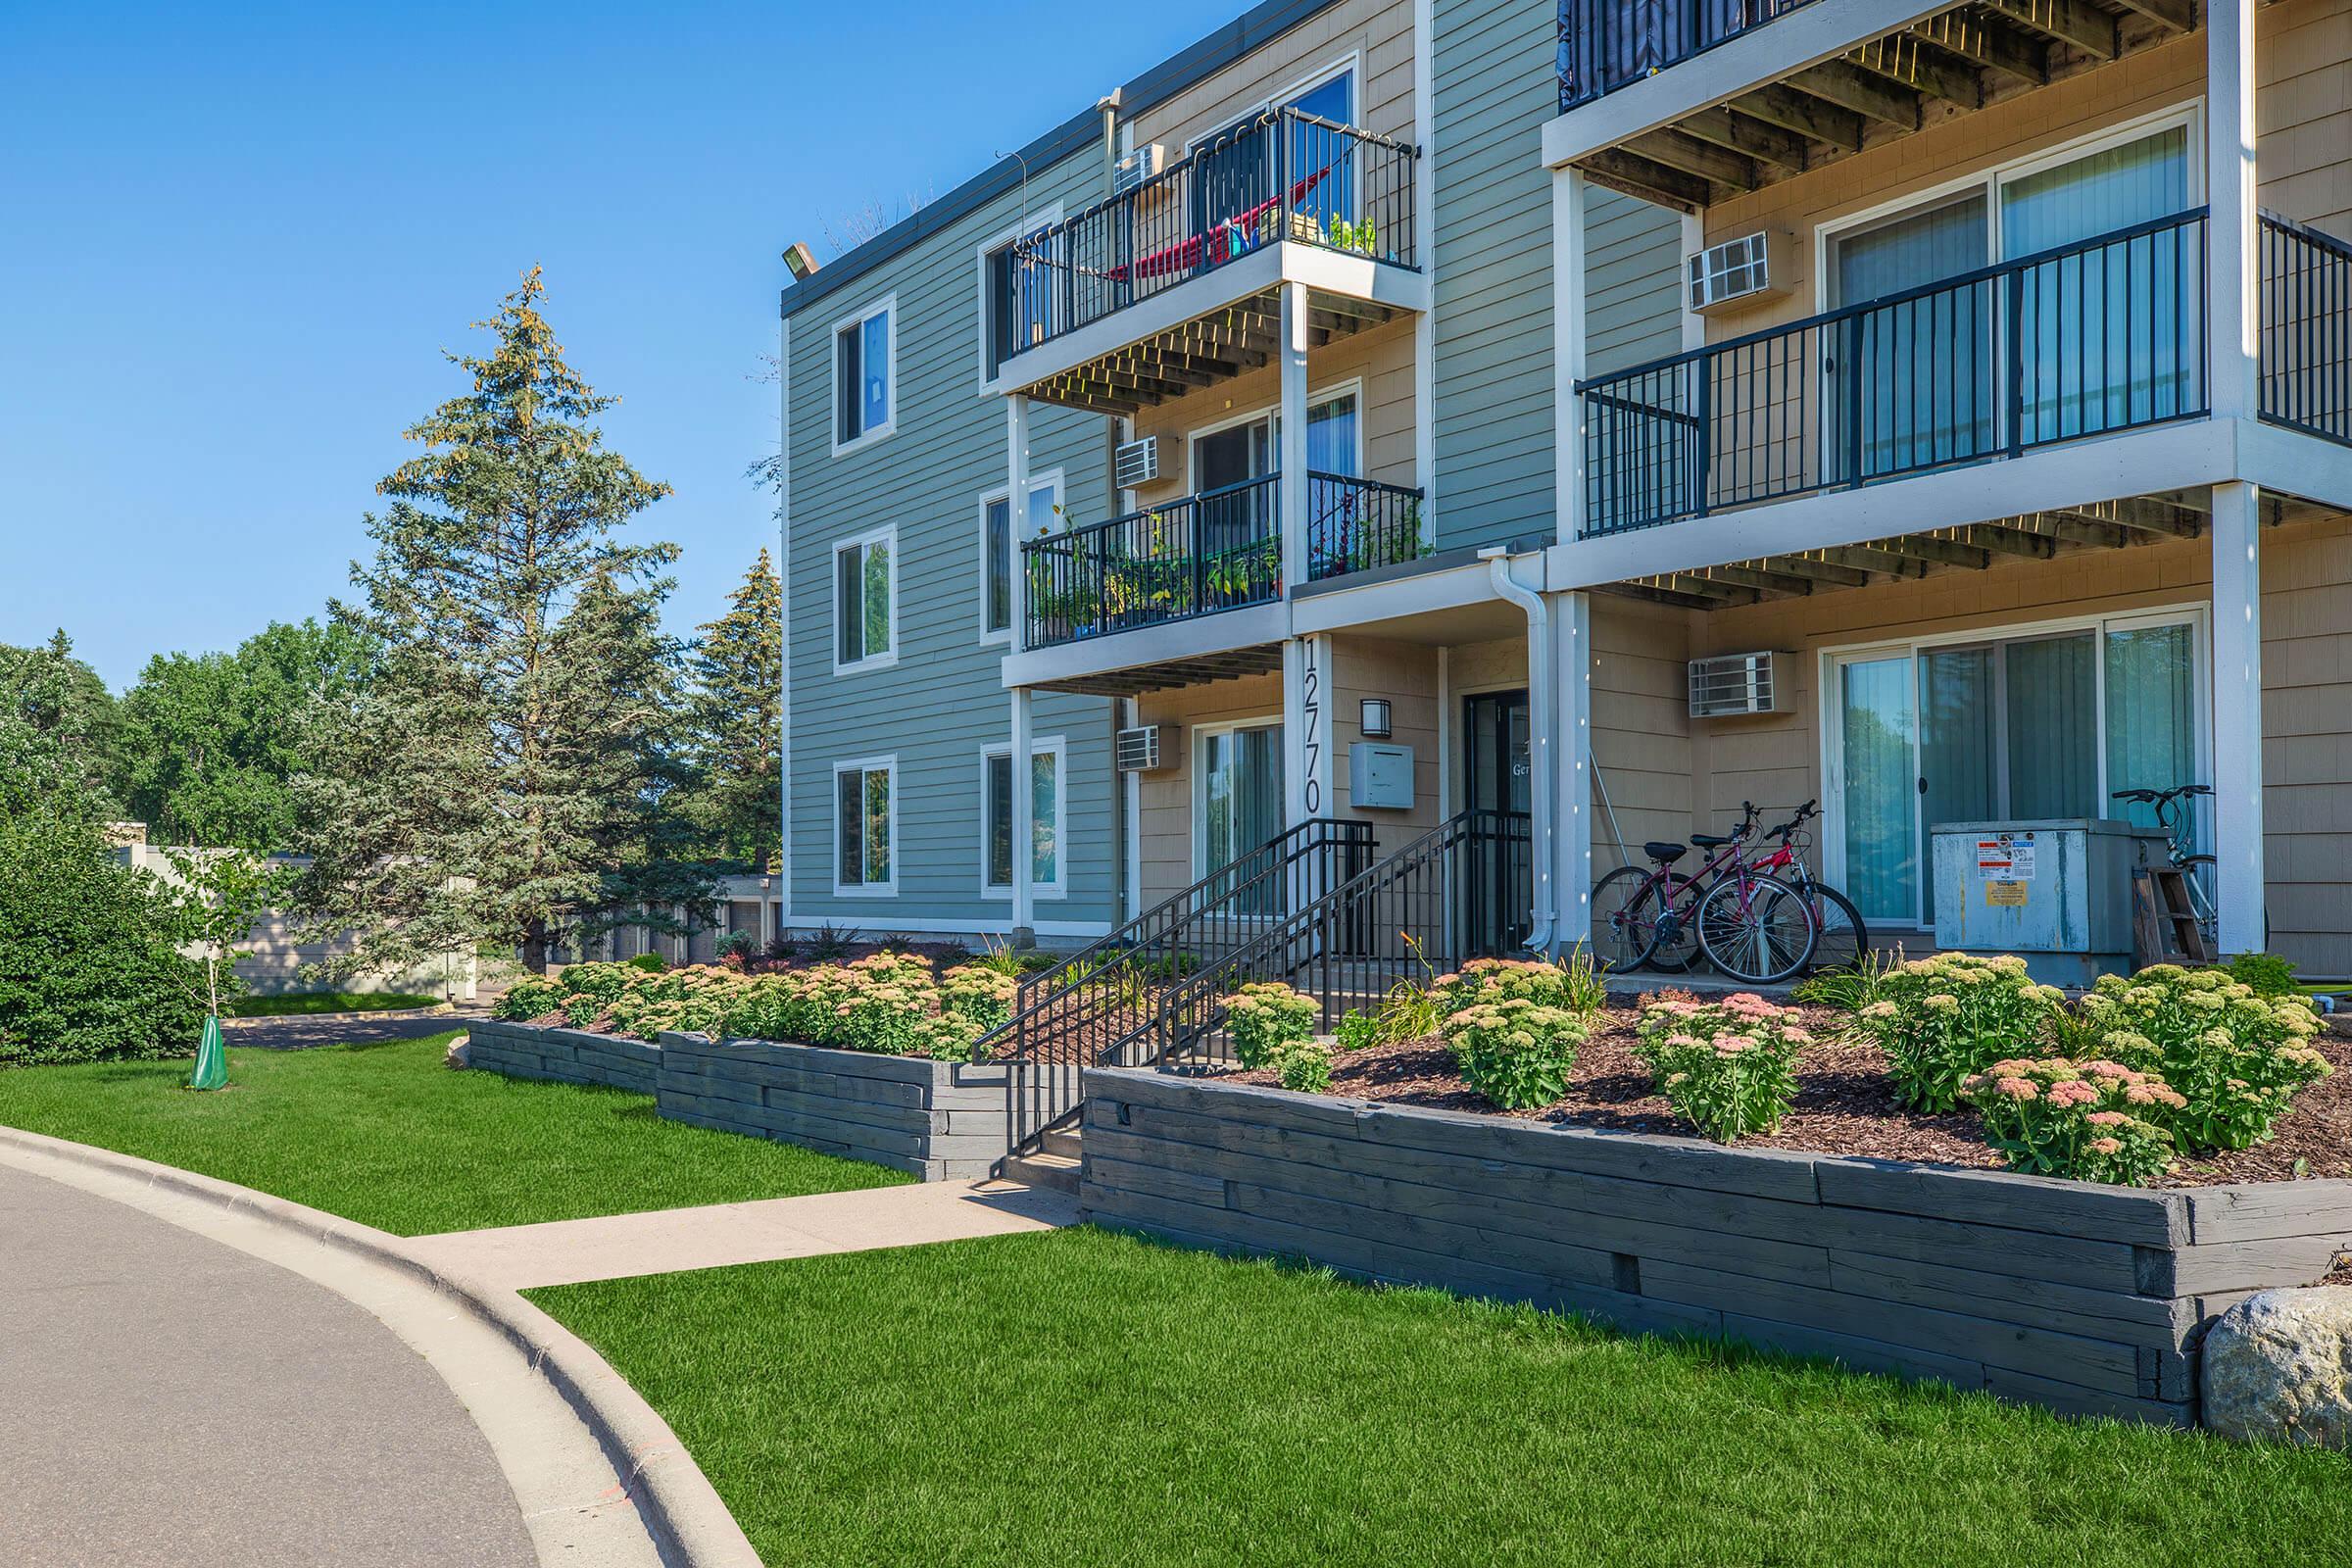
[1021,288,1399,416]
[1567,0,2189,212]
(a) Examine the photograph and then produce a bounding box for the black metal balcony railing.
[2260,213,2352,448]
[1577,210,2210,538]
[1020,471,1425,649]
[999,108,1418,364]
[1557,0,1821,111]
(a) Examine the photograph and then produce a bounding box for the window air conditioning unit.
[1112,144,1164,196]
[1688,652,1784,718]
[1687,230,1793,316]
[1115,725,1168,771]
[1113,435,1159,489]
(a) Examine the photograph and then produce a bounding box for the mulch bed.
[1224,999,2352,1191]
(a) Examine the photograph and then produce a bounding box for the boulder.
[2202,1286,2352,1446]
[444,1033,471,1069]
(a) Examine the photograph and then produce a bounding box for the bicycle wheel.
[2180,854,2270,949]
[1591,866,1665,971]
[1696,872,1818,986]
[1642,873,1703,974]
[1804,886,1869,974]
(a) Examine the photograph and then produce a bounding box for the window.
[982,737,1065,895]
[980,473,1061,640]
[833,758,896,895]
[980,215,1058,386]
[833,528,895,671]
[831,298,894,451]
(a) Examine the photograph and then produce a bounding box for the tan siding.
[1135,674,1285,907]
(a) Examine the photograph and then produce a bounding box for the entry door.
[1462,690,1533,954]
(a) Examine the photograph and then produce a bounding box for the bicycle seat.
[1690,832,1736,848]
[1642,841,1689,865]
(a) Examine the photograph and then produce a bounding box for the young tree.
[681,548,783,866]
[294,268,711,976]
[112,619,372,852]
[163,847,289,1089]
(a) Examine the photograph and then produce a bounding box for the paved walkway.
[410,1177,1078,1290]
[0,1162,538,1568]
[225,1006,485,1052]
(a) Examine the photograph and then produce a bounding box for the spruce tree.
[682,548,783,866]
[294,268,710,975]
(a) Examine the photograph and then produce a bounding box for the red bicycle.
[1746,800,1869,974]
[1592,803,1819,985]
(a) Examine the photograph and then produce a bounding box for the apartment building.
[777,0,1682,945]
[779,0,2352,984]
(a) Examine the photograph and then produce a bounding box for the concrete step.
[999,1150,1079,1195]
[1040,1126,1084,1161]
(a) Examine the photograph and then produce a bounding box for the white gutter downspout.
[1482,547,1555,956]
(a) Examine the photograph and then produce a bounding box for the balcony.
[995,108,1423,415]
[1020,472,1424,652]
[1557,0,1821,112]
[2261,214,2352,449]
[1576,211,2213,537]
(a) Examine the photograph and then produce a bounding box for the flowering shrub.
[1444,999,1587,1110]
[1433,949,1607,1021]
[492,953,1010,1062]
[1841,953,2066,1112]
[1274,1038,1336,1094]
[2072,965,2329,1151]
[1634,993,1811,1143]
[1959,1057,2182,1186]
[1222,982,1319,1069]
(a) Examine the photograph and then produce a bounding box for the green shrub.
[2072,965,2329,1152]
[1274,1038,1335,1094]
[625,952,667,973]
[0,809,206,1064]
[1221,982,1318,1069]
[1334,1009,1379,1053]
[1959,1057,2181,1186]
[1444,999,1587,1110]
[1436,953,1607,1021]
[494,978,562,1020]
[941,963,1017,1035]
[555,961,633,1003]
[2223,952,2300,999]
[1842,953,2067,1112]
[1634,993,1811,1143]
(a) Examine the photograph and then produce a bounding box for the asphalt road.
[0,1162,536,1568]
[224,1006,485,1052]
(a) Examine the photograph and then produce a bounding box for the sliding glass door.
[1832,613,2203,926]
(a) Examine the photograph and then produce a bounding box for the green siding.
[785,151,1120,934]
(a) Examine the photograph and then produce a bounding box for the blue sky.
[0,1,1230,689]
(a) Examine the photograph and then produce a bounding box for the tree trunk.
[523,918,550,975]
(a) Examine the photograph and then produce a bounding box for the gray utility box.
[1349,743,1415,809]
[1931,818,2170,989]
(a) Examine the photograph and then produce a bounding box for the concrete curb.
[225,1004,466,1025]
[0,1124,760,1568]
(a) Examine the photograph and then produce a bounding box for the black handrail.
[1576,209,2211,537]
[997,106,1418,364]
[1557,0,1823,112]
[2260,211,2352,448]
[1306,472,1426,581]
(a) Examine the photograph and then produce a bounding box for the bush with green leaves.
[625,951,668,973]
[1435,951,1607,1021]
[2072,964,2329,1151]
[1334,1009,1379,1054]
[1959,1057,2182,1186]
[2221,952,2300,1000]
[0,809,207,1064]
[1443,999,1587,1110]
[1274,1038,1335,1094]
[940,964,1017,1035]
[1841,953,2067,1112]
[1221,982,1318,1069]
[1634,993,1812,1143]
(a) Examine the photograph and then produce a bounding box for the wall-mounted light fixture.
[782,241,818,280]
[1360,698,1393,739]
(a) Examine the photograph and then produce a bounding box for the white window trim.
[828,293,898,457]
[831,524,900,675]
[976,468,1064,646]
[830,755,900,899]
[974,204,1065,396]
[1810,102,2206,312]
[1180,53,1363,156]
[1815,601,2212,930]
[979,733,1069,899]
[1191,713,1285,879]
[1184,377,1366,491]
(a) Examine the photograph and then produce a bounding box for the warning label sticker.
[1975,832,2037,882]
[1985,880,2030,907]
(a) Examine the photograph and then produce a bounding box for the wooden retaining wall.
[1079,1068,2352,1426]
[656,1034,1007,1181]
[467,1018,661,1094]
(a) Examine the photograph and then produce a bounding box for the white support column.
[1278,280,1310,589]
[1010,685,1036,947]
[1553,591,1594,949]
[2211,480,2266,956]
[1121,697,1144,923]
[2207,0,2260,423]
[1551,169,1590,546]
[1006,395,1032,647]
[1281,633,1331,828]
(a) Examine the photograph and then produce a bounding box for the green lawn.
[0,1034,906,1235]
[534,1227,2352,1568]
[229,990,441,1016]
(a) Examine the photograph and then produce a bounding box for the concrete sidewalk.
[224,1007,483,1052]
[0,1162,538,1568]
[409,1178,1078,1290]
